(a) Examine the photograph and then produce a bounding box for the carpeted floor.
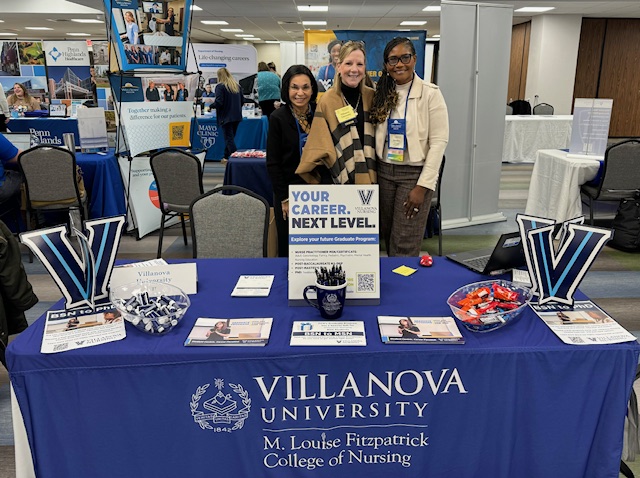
[1,161,639,478]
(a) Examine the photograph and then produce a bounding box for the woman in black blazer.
[213,68,243,159]
[266,65,318,257]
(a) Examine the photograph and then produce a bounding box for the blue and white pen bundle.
[315,264,345,286]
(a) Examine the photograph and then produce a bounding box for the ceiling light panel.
[400,21,427,25]
[297,6,328,12]
[514,7,556,13]
[201,20,229,25]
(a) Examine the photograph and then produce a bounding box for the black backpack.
[609,191,640,252]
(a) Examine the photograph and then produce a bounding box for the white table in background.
[525,149,602,223]
[503,115,573,163]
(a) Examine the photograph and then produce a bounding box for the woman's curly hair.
[370,37,416,125]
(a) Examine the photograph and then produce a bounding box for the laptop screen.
[2,132,32,152]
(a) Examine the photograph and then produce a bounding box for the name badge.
[335,105,357,126]
[387,118,406,162]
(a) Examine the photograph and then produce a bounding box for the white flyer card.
[290,321,366,346]
[231,275,275,297]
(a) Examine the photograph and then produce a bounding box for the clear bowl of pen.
[110,282,190,335]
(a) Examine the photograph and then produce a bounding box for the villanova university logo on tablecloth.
[191,378,251,433]
[20,216,125,310]
[516,214,611,306]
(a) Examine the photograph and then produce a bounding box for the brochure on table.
[184,317,273,346]
[288,185,380,305]
[41,303,126,354]
[568,98,613,159]
[290,321,367,346]
[231,275,274,297]
[531,300,636,345]
[377,316,465,344]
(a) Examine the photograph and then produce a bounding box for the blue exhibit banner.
[103,0,192,72]
[306,30,426,91]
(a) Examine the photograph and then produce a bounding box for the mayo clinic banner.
[288,185,380,305]
[305,30,426,91]
[103,0,193,71]
[187,43,257,79]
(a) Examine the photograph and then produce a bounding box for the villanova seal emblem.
[191,378,250,432]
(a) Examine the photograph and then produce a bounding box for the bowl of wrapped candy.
[110,282,190,335]
[447,280,533,333]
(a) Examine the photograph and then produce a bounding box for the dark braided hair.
[370,37,417,125]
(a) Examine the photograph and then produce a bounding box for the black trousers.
[0,114,7,133]
[221,121,240,158]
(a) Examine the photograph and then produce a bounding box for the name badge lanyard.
[386,77,414,162]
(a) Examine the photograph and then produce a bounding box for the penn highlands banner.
[43,41,93,102]
[305,30,426,92]
[103,0,193,72]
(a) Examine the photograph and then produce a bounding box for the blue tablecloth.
[7,117,80,147]
[76,149,127,219]
[223,153,273,206]
[191,116,269,160]
[7,257,639,478]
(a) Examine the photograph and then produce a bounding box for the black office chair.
[533,103,554,115]
[150,148,204,258]
[580,139,640,225]
[508,99,532,115]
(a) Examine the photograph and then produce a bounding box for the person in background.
[315,39,342,90]
[159,48,171,65]
[0,133,24,206]
[7,83,40,112]
[266,65,318,257]
[212,67,243,159]
[163,83,174,102]
[267,62,280,77]
[145,80,160,101]
[124,10,139,45]
[296,41,376,185]
[202,83,215,99]
[256,61,281,118]
[149,16,157,33]
[156,7,176,36]
[175,82,188,101]
[0,87,10,132]
[370,37,449,257]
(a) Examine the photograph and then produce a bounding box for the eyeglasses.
[386,54,413,66]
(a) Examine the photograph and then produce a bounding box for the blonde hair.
[333,40,367,95]
[216,67,240,94]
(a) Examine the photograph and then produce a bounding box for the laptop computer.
[1,132,32,151]
[446,232,526,275]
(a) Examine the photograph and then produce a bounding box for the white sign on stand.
[568,98,613,159]
[288,185,380,305]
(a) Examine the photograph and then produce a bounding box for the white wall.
[254,44,281,71]
[525,15,582,114]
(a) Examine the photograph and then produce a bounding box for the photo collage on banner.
[104,0,193,72]
[0,41,49,110]
[305,30,426,92]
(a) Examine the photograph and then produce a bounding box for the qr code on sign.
[171,124,185,141]
[569,337,584,344]
[356,273,376,293]
[54,343,69,352]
